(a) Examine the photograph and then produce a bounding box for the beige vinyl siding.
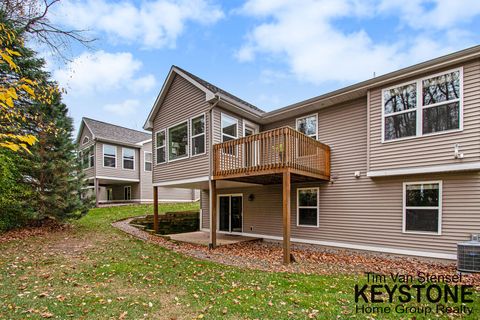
[79,126,95,179]
[201,98,480,255]
[201,190,209,229]
[152,74,210,183]
[369,61,480,171]
[95,142,140,181]
[140,141,153,201]
[110,183,140,201]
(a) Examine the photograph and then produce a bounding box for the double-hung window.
[168,121,188,161]
[191,114,205,156]
[122,148,135,170]
[297,187,319,227]
[383,69,462,142]
[403,182,442,234]
[103,144,116,168]
[296,114,318,139]
[144,151,152,171]
[156,130,166,164]
[81,146,94,169]
[221,113,238,142]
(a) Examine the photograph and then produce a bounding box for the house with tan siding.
[77,118,199,206]
[143,46,480,263]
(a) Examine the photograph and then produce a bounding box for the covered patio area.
[165,231,261,247]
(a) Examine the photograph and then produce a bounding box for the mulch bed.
[113,218,480,289]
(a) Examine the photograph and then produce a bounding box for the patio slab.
[165,231,261,247]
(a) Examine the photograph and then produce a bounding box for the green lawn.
[0,204,478,319]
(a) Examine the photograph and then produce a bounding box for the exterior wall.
[78,125,95,179]
[95,142,140,181]
[140,141,153,201]
[202,99,480,256]
[368,60,480,172]
[201,190,209,229]
[152,74,210,183]
[98,183,140,202]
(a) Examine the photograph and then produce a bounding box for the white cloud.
[51,0,224,49]
[53,50,156,95]
[103,99,141,117]
[236,0,480,84]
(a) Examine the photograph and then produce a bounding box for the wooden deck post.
[209,180,217,249]
[94,178,99,208]
[153,186,159,233]
[282,170,291,264]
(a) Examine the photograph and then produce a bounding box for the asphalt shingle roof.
[174,66,265,114]
[83,118,150,145]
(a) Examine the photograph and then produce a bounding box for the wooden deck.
[213,127,330,184]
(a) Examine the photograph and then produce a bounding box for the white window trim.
[221,113,238,142]
[243,119,260,137]
[382,67,463,143]
[155,129,167,165]
[190,113,206,158]
[124,186,132,201]
[82,136,90,145]
[102,144,116,168]
[296,187,320,228]
[144,151,152,172]
[296,113,318,140]
[402,181,442,236]
[167,120,189,163]
[122,147,135,171]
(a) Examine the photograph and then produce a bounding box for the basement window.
[297,187,319,227]
[403,182,442,235]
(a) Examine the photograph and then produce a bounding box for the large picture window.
[122,148,135,170]
[296,114,318,139]
[156,130,166,164]
[168,121,188,161]
[297,187,319,227]
[382,69,462,142]
[403,182,442,234]
[103,144,116,168]
[191,114,205,156]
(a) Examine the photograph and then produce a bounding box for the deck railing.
[213,126,330,180]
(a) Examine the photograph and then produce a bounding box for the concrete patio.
[165,231,261,247]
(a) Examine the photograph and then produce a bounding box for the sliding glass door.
[218,195,243,233]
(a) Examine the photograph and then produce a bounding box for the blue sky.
[44,0,480,132]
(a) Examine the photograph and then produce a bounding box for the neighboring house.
[77,118,199,206]
[144,46,480,263]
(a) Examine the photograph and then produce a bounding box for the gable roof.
[79,118,150,146]
[173,66,265,114]
[143,66,265,130]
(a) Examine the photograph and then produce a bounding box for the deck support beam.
[282,170,291,264]
[209,179,217,249]
[153,186,159,233]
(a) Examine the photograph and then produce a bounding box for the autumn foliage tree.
[0,10,90,231]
